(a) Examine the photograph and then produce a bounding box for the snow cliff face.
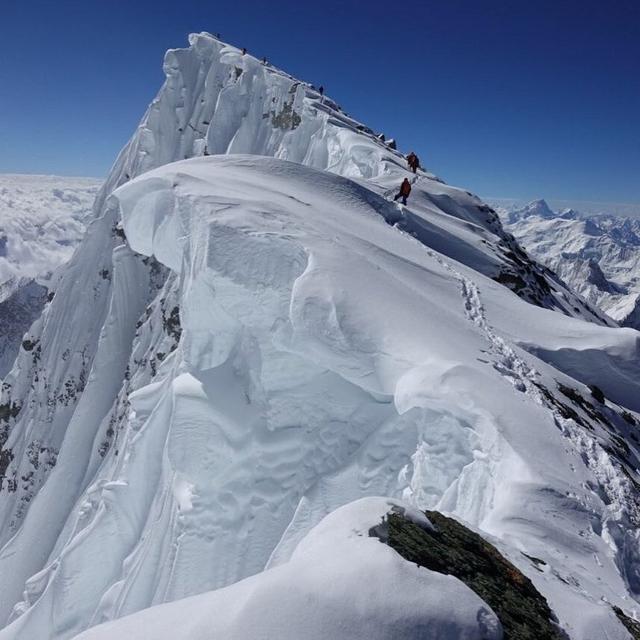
[92,33,612,325]
[501,200,640,329]
[0,33,639,640]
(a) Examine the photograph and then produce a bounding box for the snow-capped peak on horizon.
[487,196,640,220]
[0,31,639,640]
[523,197,554,214]
[503,198,556,223]
[499,194,640,330]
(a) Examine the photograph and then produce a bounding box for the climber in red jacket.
[394,178,412,205]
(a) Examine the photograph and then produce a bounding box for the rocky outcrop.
[371,508,567,640]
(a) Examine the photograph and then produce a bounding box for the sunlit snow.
[0,33,638,640]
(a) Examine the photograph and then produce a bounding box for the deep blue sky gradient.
[1,0,638,204]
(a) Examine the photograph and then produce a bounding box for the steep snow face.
[501,201,640,328]
[101,32,610,325]
[1,156,640,640]
[0,33,638,640]
[101,32,412,203]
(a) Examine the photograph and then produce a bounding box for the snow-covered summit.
[101,32,418,201]
[87,32,610,324]
[504,198,555,223]
[0,33,639,640]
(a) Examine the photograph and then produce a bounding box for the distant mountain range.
[495,198,640,328]
[488,197,640,219]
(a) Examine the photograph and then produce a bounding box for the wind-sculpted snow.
[74,498,502,640]
[1,156,638,639]
[0,33,639,640]
[89,31,617,322]
[99,32,414,206]
[83,32,611,327]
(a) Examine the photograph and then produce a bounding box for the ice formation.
[0,33,639,640]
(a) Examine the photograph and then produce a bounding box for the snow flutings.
[0,33,639,640]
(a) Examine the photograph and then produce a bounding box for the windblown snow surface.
[76,498,503,640]
[1,34,640,640]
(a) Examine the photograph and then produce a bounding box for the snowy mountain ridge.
[0,33,639,639]
[500,199,640,329]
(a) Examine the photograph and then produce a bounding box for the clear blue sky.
[1,0,638,204]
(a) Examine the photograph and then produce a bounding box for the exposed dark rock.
[21,339,37,352]
[613,606,640,639]
[371,509,567,639]
[271,96,302,130]
[589,384,605,404]
[0,402,21,423]
[163,305,182,342]
[494,271,528,295]
[557,382,608,424]
[113,224,127,241]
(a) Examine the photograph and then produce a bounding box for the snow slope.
[75,498,502,640]
[0,33,639,640]
[500,199,640,329]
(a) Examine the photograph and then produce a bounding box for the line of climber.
[392,152,421,205]
[406,151,420,173]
